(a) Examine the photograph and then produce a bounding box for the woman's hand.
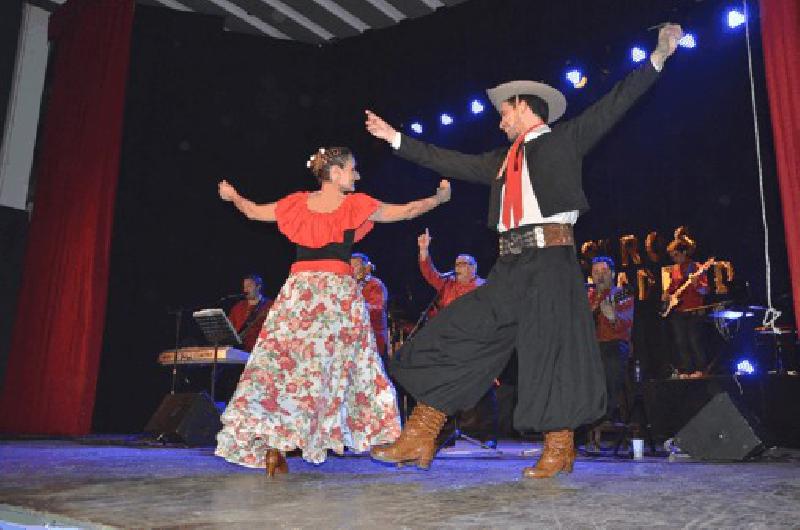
[436,179,451,204]
[218,180,238,202]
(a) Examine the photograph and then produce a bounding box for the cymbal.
[708,310,754,320]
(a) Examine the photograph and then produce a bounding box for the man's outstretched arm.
[365,110,503,186]
[569,24,683,156]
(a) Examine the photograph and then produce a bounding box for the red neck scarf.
[501,124,543,229]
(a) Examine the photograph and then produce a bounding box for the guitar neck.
[673,261,713,297]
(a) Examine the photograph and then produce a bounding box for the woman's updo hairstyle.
[306,146,353,182]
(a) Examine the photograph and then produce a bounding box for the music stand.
[192,308,242,402]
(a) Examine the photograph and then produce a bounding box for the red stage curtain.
[0,0,134,435]
[760,0,800,332]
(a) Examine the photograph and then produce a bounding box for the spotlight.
[470,99,485,114]
[727,9,746,28]
[631,46,647,63]
[410,122,423,134]
[678,33,696,48]
[440,113,453,126]
[735,359,755,375]
[565,69,587,88]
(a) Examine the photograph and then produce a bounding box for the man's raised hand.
[365,110,397,143]
[651,23,683,69]
[418,228,432,251]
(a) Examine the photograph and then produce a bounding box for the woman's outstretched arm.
[369,180,451,223]
[218,180,277,222]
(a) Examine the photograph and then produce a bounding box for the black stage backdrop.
[93,0,790,432]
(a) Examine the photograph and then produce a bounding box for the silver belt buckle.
[506,232,523,255]
[534,226,546,248]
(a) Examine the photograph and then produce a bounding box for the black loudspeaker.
[144,392,222,446]
[674,392,764,461]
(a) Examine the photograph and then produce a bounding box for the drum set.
[691,302,798,375]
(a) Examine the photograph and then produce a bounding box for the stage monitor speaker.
[674,392,764,461]
[144,392,222,446]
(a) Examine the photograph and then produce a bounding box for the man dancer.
[365,24,683,478]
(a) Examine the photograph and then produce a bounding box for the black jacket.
[395,61,661,230]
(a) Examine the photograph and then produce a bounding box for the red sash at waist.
[290,259,352,275]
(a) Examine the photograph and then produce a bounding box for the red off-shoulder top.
[275,192,381,273]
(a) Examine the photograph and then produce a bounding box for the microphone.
[219,293,246,301]
[441,270,456,277]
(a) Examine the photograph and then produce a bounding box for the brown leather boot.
[265,448,288,477]
[370,403,447,469]
[522,429,574,479]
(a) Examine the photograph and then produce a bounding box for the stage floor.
[1,438,799,528]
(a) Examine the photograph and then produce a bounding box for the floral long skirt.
[215,271,401,466]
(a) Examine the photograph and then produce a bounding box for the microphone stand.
[166,308,182,395]
[392,287,440,426]
[406,272,454,340]
[406,292,438,341]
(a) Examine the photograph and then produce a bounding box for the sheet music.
[192,308,242,346]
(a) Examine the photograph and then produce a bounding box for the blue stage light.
[679,33,697,48]
[440,113,454,126]
[470,99,485,114]
[565,69,587,88]
[727,9,746,28]
[410,122,423,134]
[631,46,647,63]
[736,359,755,375]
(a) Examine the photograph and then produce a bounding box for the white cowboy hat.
[486,80,567,124]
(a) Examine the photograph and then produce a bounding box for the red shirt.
[228,298,273,352]
[419,255,485,316]
[360,275,388,356]
[667,262,708,311]
[588,286,634,343]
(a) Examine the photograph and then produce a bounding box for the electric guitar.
[660,258,715,318]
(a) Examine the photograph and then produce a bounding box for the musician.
[351,253,389,359]
[663,236,709,377]
[587,256,633,422]
[228,274,273,352]
[418,228,485,318]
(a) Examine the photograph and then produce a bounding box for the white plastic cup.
[632,438,644,460]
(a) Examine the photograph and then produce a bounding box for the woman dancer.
[215,146,450,475]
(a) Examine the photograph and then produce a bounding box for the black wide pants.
[390,245,606,432]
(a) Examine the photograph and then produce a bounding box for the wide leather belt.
[498,223,574,256]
